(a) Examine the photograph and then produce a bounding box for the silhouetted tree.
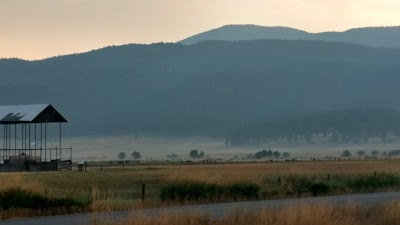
[118,152,126,160]
[371,150,379,157]
[341,150,352,157]
[198,151,205,159]
[189,150,205,159]
[131,151,141,160]
[167,154,178,159]
[273,151,281,158]
[357,151,366,157]
[189,150,199,159]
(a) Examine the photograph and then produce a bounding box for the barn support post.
[40,123,43,162]
[59,122,62,160]
[1,125,3,162]
[5,124,8,158]
[45,123,47,164]
[8,124,11,161]
[24,123,27,159]
[34,123,37,159]
[14,124,16,159]
[21,124,24,160]
[28,123,31,159]
[20,124,23,171]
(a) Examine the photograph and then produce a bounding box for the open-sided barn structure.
[0,104,72,172]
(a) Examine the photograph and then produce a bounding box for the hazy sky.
[1,0,400,60]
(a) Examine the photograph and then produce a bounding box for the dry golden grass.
[1,159,400,220]
[90,185,115,212]
[1,160,400,199]
[100,201,400,225]
[164,160,400,184]
[0,173,44,192]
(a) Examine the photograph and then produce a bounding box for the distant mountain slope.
[179,25,400,48]
[179,25,311,45]
[1,40,400,137]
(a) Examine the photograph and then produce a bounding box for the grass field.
[94,201,400,225]
[1,159,400,210]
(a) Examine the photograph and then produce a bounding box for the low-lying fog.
[45,135,400,161]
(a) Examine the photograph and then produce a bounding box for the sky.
[1,0,400,60]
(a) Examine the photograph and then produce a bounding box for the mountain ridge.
[179,24,400,48]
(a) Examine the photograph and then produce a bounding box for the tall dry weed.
[119,211,210,225]
[377,200,400,225]
[90,185,115,212]
[0,173,44,193]
[107,202,400,225]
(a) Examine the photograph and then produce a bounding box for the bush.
[0,187,85,210]
[227,183,259,200]
[281,175,332,197]
[309,182,330,196]
[346,173,400,191]
[282,174,313,197]
[160,180,259,202]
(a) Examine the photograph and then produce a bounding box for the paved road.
[2,192,400,225]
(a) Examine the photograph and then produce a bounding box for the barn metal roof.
[0,104,67,124]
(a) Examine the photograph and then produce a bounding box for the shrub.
[227,183,259,200]
[282,174,313,197]
[160,180,259,202]
[346,173,400,191]
[309,182,330,196]
[0,187,85,210]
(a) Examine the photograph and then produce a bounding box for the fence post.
[44,188,48,211]
[141,184,146,203]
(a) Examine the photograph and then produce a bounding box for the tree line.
[227,108,400,146]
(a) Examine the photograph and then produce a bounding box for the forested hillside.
[1,40,400,141]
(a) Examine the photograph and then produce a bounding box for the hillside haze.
[1,40,400,142]
[179,25,400,48]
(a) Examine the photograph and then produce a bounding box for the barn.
[0,104,72,172]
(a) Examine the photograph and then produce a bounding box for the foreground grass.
[93,201,400,225]
[1,160,400,219]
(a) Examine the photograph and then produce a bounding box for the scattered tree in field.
[167,154,178,159]
[357,151,366,157]
[189,150,199,159]
[389,150,400,157]
[273,151,281,158]
[254,149,274,159]
[118,152,126,160]
[341,150,352,157]
[131,151,141,160]
[199,151,205,158]
[189,150,205,159]
[282,152,290,158]
[245,154,254,160]
[371,150,379,157]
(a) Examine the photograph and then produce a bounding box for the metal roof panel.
[0,104,67,123]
